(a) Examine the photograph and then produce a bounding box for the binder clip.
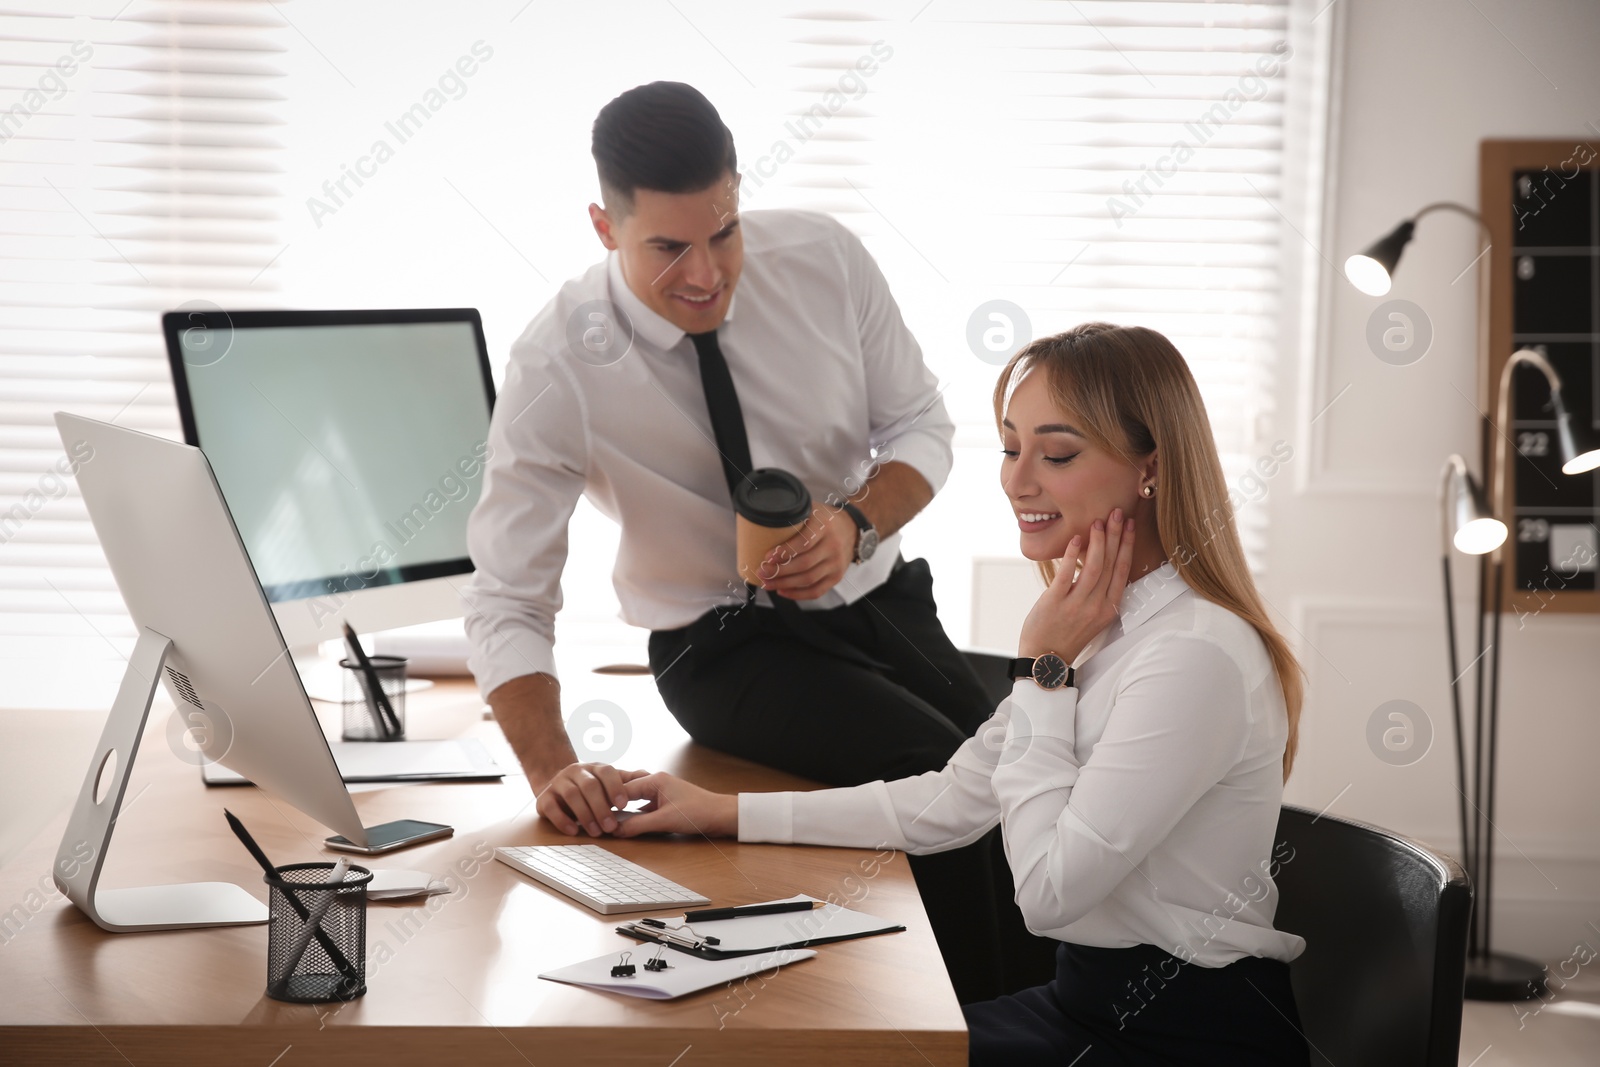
[644,944,671,972]
[611,951,636,978]
[681,921,719,946]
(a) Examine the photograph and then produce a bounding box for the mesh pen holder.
[265,862,372,1003]
[340,655,406,741]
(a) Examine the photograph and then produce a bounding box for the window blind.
[0,1,287,697]
[740,0,1297,633]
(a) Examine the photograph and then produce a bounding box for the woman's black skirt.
[963,940,1311,1065]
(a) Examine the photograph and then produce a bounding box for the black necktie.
[687,328,886,671]
[689,329,753,498]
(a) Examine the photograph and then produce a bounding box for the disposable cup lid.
[733,468,811,527]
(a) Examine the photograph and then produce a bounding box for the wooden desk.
[0,675,966,1065]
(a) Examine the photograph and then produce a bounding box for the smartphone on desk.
[325,819,453,854]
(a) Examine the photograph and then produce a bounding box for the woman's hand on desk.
[537,762,653,837]
[611,772,738,839]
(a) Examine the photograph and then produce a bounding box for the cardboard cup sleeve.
[733,469,813,586]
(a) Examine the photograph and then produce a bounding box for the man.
[463,81,1048,1001]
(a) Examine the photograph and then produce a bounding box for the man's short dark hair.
[591,82,737,216]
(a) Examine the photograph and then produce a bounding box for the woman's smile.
[1017,510,1063,533]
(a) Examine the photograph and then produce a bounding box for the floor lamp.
[1351,204,1600,999]
[1437,453,1533,998]
[1475,349,1600,998]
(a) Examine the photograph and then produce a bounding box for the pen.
[619,916,721,945]
[342,622,400,739]
[271,856,349,997]
[682,899,819,923]
[224,809,360,987]
[620,922,714,951]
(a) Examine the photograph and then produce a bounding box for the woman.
[540,322,1311,1065]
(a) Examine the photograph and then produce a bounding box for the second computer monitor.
[164,308,496,649]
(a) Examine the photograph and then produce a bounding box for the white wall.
[1270,0,1600,962]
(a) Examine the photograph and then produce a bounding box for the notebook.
[539,946,816,1000]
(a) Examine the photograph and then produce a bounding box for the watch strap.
[838,501,875,563]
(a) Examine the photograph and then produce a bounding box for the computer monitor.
[162,308,496,651]
[52,413,367,933]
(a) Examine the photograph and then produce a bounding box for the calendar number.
[1517,431,1550,457]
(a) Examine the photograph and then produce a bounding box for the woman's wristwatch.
[1008,653,1075,691]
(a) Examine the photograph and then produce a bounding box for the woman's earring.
[1141,484,1155,498]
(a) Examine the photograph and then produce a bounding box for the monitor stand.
[53,627,268,932]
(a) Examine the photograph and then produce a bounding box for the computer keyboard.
[494,844,713,915]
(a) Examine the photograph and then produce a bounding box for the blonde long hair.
[993,322,1304,781]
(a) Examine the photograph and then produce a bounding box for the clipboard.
[616,894,906,960]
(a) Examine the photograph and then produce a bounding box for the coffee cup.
[733,468,813,585]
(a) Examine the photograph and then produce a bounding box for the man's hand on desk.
[535,767,738,839]
[756,503,856,600]
[536,762,654,837]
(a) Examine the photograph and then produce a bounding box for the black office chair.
[962,649,1014,708]
[1273,805,1472,1067]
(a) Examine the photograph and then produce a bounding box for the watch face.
[857,529,879,561]
[1033,653,1070,690]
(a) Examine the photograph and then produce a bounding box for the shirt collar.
[1117,560,1188,634]
[605,250,738,352]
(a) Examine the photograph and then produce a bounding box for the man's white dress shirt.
[462,209,955,698]
[738,563,1308,967]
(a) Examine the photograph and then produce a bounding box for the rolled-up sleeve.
[838,222,954,495]
[990,635,1252,934]
[461,342,589,699]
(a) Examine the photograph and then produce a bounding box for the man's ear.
[588,202,618,251]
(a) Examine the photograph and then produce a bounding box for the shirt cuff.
[1007,677,1079,745]
[738,791,794,844]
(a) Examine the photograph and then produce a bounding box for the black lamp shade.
[1344,218,1417,296]
[1555,408,1600,474]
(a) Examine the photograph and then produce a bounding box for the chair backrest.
[962,650,1014,710]
[1273,805,1472,1067]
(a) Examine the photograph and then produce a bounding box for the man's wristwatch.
[1008,653,1075,691]
[838,502,879,563]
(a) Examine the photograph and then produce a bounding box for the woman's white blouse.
[737,562,1307,966]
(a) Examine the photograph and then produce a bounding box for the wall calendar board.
[1482,139,1600,615]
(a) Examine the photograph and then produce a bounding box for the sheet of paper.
[539,946,816,1000]
[366,869,452,900]
[633,894,904,954]
[201,738,502,784]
